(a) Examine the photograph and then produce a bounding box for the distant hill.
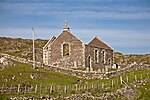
[114,51,150,65]
[0,37,150,64]
[0,37,48,62]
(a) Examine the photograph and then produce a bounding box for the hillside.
[0,37,48,62]
[0,60,149,99]
[114,52,150,65]
[0,37,150,99]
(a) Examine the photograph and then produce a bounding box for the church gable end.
[48,31,85,68]
[85,36,113,69]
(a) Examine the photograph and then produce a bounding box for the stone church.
[43,21,114,71]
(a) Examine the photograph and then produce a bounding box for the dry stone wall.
[1,53,150,79]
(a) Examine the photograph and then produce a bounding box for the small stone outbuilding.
[43,22,114,71]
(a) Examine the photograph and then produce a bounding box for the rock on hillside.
[0,37,48,62]
[21,48,43,62]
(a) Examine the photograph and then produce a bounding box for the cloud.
[0,0,150,54]
[1,2,150,20]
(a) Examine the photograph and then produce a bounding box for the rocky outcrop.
[21,48,43,62]
[0,55,14,70]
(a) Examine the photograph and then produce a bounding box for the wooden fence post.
[17,84,20,93]
[2,84,4,94]
[24,85,27,93]
[134,75,137,81]
[126,76,129,83]
[40,85,42,94]
[64,86,67,93]
[140,74,143,79]
[45,86,47,94]
[112,80,114,87]
[50,86,53,93]
[102,83,104,88]
[92,83,94,88]
[9,84,12,93]
[30,85,32,94]
[120,76,123,84]
[35,84,37,94]
[75,84,78,91]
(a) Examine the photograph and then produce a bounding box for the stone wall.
[85,45,113,68]
[1,53,149,79]
[1,53,42,67]
[48,31,85,68]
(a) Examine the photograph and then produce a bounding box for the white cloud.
[1,2,150,20]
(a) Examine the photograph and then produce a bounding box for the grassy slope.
[0,37,48,58]
[137,81,150,100]
[0,61,80,86]
[0,37,150,99]
[0,61,149,99]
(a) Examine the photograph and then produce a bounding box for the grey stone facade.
[43,25,113,70]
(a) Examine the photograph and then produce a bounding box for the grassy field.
[0,61,80,86]
[137,81,150,100]
[0,60,150,99]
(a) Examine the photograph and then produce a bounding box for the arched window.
[63,43,69,56]
[108,58,111,66]
[102,50,106,64]
[94,49,99,63]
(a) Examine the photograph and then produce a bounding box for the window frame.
[94,49,99,63]
[101,50,106,64]
[62,43,70,57]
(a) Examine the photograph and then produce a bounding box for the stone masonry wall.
[85,45,113,68]
[48,31,85,68]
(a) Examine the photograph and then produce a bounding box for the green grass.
[0,60,150,99]
[0,61,80,86]
[136,81,150,100]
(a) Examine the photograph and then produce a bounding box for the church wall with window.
[85,45,113,68]
[48,31,85,68]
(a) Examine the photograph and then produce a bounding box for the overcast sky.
[0,0,150,54]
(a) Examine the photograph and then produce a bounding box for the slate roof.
[88,36,112,50]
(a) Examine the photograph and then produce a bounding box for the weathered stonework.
[85,45,113,69]
[43,25,114,70]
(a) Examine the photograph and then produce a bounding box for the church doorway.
[87,56,91,71]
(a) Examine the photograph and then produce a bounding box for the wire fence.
[0,73,149,96]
